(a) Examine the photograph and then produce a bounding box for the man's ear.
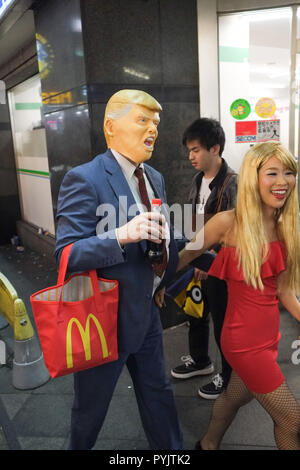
[210,144,220,156]
[104,117,114,137]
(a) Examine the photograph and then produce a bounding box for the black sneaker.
[198,373,225,399]
[171,355,214,379]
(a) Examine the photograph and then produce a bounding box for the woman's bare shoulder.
[204,209,235,245]
[212,209,235,228]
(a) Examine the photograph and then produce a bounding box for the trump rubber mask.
[103,90,162,165]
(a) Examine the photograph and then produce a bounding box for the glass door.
[8,75,55,235]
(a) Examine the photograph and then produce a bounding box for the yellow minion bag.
[166,268,204,318]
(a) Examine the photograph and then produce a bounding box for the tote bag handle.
[57,244,103,307]
[57,243,73,285]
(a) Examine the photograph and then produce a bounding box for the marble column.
[81,0,200,206]
[34,0,90,216]
[34,0,200,213]
[34,0,200,327]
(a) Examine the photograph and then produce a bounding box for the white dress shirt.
[112,150,156,212]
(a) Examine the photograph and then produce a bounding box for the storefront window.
[219,7,292,171]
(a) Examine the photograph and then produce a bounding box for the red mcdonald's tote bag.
[30,244,119,378]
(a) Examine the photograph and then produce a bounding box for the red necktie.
[134,167,168,277]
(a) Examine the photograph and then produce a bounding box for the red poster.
[235,121,257,143]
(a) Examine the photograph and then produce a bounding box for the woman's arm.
[177,210,234,272]
[277,273,300,322]
[277,291,300,322]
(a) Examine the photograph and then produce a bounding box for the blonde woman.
[178,141,300,450]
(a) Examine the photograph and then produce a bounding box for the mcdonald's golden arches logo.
[66,314,108,369]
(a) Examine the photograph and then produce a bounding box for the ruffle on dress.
[208,240,286,282]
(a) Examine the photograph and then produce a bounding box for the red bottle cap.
[151,198,161,206]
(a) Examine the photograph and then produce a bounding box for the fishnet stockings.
[253,381,300,450]
[201,371,253,450]
[201,372,300,450]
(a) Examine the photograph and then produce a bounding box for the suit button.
[146,294,151,300]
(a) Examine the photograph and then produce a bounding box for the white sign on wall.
[257,119,280,142]
[0,0,15,19]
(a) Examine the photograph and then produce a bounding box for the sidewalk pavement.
[0,243,299,451]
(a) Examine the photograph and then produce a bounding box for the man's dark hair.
[182,118,225,156]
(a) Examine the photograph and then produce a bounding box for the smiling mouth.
[271,189,288,199]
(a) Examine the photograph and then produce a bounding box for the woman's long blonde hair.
[234,141,300,292]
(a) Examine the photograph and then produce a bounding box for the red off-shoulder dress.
[208,240,286,394]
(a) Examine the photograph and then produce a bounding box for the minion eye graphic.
[166,268,205,318]
[186,285,202,304]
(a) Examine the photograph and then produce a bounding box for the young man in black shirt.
[171,118,237,399]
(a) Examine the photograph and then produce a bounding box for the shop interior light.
[249,65,289,80]
[71,18,82,33]
[245,8,292,22]
[0,0,15,20]
[251,81,287,89]
[268,71,290,79]
[123,67,150,80]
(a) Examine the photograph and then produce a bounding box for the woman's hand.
[277,286,300,323]
[155,287,166,308]
[194,267,208,282]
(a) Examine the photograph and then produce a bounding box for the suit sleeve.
[55,168,126,272]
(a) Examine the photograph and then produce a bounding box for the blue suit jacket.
[55,150,181,353]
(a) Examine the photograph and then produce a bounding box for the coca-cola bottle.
[147,198,163,263]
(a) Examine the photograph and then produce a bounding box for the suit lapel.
[101,150,149,253]
[101,150,137,222]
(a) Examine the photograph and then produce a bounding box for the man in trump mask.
[55,89,183,450]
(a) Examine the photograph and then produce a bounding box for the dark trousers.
[188,276,232,386]
[69,303,183,450]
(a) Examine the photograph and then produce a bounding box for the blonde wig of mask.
[103,89,162,147]
[233,141,300,292]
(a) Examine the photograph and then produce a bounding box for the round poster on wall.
[255,97,276,118]
[230,99,251,120]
